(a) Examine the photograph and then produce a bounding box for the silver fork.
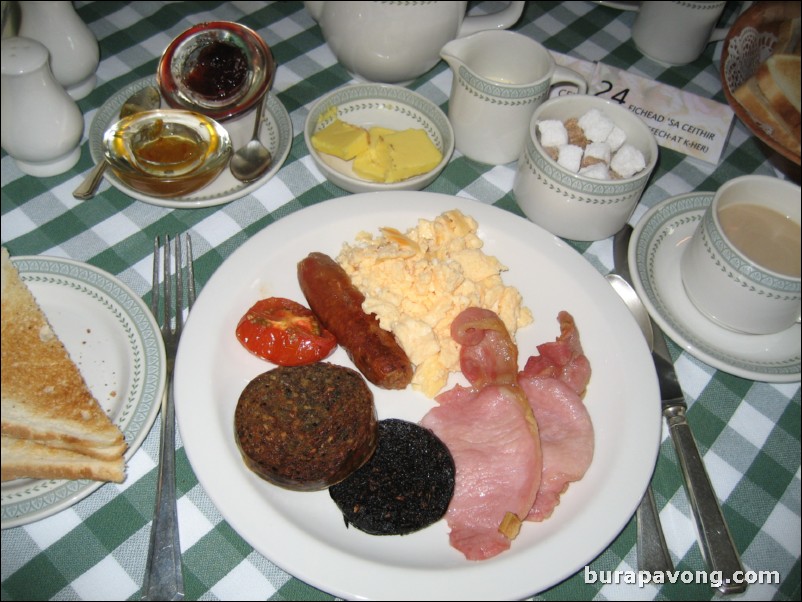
[142,234,195,601]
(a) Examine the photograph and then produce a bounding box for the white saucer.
[629,192,801,383]
[88,76,292,209]
[592,1,640,11]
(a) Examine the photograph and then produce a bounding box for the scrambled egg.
[336,209,533,398]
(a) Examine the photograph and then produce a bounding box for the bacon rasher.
[420,308,541,561]
[518,311,594,522]
[421,308,595,560]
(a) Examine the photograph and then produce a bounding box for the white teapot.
[304,1,525,84]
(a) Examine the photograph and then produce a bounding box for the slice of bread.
[755,54,801,129]
[733,77,802,155]
[1,248,127,481]
[775,16,801,54]
[1,436,125,483]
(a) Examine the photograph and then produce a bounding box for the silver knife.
[615,225,746,595]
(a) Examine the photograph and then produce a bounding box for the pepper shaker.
[18,0,99,100]
[1,36,83,176]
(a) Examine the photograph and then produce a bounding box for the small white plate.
[1,256,166,529]
[89,76,292,208]
[304,83,454,193]
[629,192,801,383]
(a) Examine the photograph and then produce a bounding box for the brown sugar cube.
[581,155,606,168]
[565,118,589,148]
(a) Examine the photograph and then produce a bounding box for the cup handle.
[551,66,588,95]
[708,26,730,43]
[708,2,749,44]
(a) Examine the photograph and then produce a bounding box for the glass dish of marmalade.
[157,21,275,124]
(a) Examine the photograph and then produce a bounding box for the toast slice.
[1,436,125,483]
[733,77,802,155]
[775,16,801,54]
[755,54,801,129]
[1,248,127,481]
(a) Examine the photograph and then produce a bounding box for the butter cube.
[311,119,369,160]
[383,129,442,183]
[313,119,443,183]
[353,148,387,181]
[353,127,396,181]
[368,127,397,146]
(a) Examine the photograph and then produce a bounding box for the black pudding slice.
[329,418,455,536]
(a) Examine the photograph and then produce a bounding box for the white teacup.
[440,30,587,165]
[512,94,658,241]
[680,176,802,335]
[632,1,730,66]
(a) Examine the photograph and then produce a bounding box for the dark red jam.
[183,41,248,100]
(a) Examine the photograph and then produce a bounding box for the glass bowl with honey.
[102,109,232,198]
[157,21,275,124]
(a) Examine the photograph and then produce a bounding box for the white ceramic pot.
[18,0,99,99]
[631,0,729,66]
[304,0,525,84]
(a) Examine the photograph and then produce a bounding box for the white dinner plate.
[1,256,166,529]
[88,76,292,209]
[174,192,661,600]
[629,192,801,383]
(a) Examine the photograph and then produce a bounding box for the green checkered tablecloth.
[1,1,799,600]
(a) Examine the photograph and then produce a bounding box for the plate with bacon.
[174,192,661,600]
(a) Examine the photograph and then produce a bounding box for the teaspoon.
[230,94,272,183]
[72,85,161,200]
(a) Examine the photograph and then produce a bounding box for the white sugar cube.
[579,162,610,180]
[578,108,615,143]
[583,141,611,164]
[537,119,568,147]
[557,144,583,173]
[606,125,627,151]
[610,144,646,178]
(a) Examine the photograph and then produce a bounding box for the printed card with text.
[551,53,735,165]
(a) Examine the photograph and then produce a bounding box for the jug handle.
[553,66,589,96]
[304,1,324,22]
[458,1,525,38]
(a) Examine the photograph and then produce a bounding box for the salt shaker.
[1,36,83,176]
[18,0,99,100]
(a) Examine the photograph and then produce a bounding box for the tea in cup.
[680,175,801,335]
[441,30,587,165]
[631,1,730,65]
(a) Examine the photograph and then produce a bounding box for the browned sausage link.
[298,252,413,389]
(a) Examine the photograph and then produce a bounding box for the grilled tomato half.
[236,297,337,366]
